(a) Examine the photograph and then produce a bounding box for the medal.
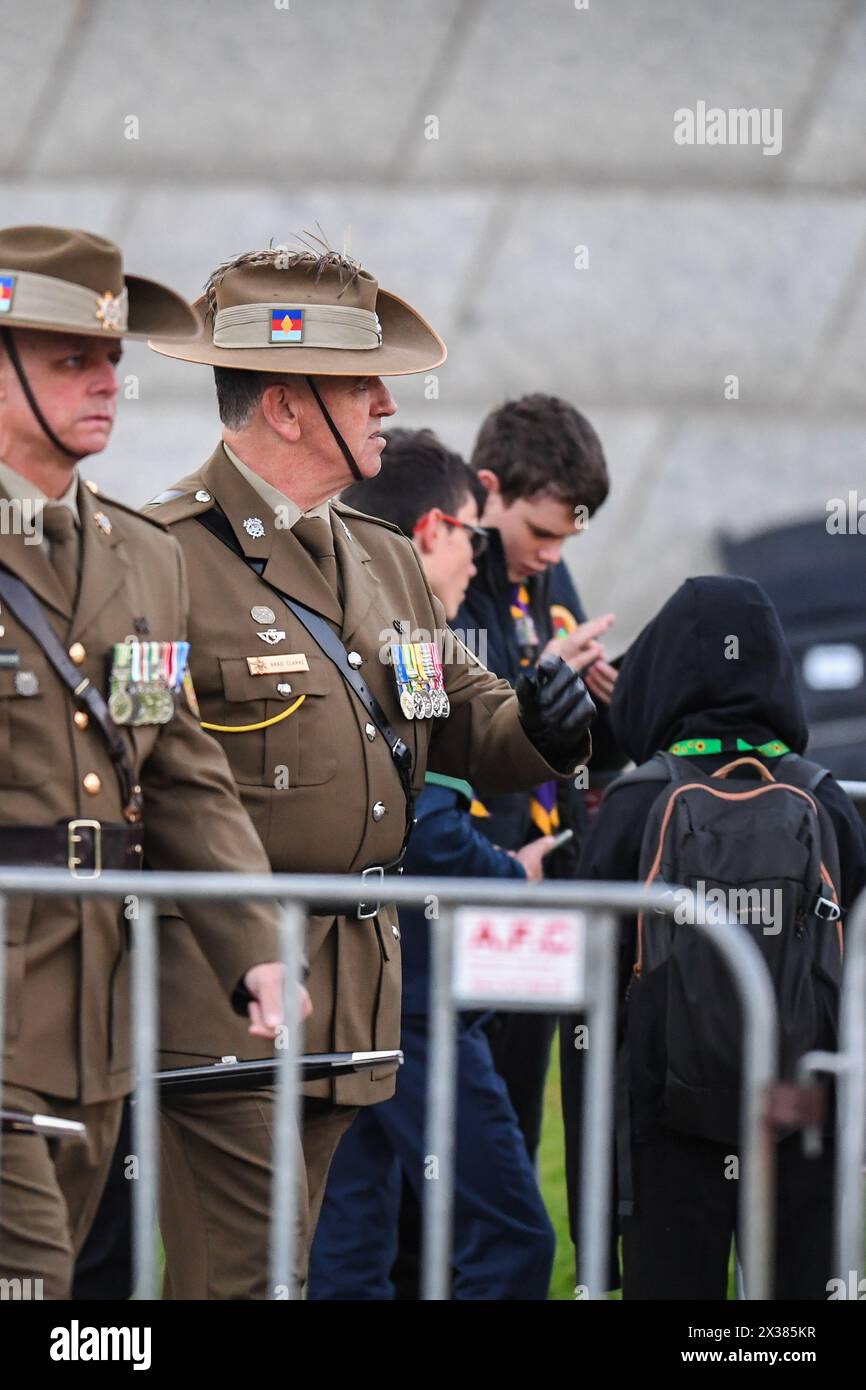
[108,641,135,725]
[109,687,134,722]
[430,643,449,718]
[137,641,156,725]
[404,644,426,719]
[390,643,416,719]
[108,637,190,727]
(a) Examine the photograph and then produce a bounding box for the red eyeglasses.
[414,512,488,557]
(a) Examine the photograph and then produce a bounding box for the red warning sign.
[452,909,585,1007]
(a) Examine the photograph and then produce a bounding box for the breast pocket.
[216,654,337,788]
[0,657,52,788]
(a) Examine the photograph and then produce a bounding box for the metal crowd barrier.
[801,781,866,1288]
[0,870,779,1300]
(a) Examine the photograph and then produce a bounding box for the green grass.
[539,1035,580,1299]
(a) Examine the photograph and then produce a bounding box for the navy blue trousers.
[308,1013,555,1300]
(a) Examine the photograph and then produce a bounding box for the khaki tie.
[292,514,340,606]
[42,504,80,604]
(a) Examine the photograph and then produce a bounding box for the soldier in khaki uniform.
[0,226,292,1299]
[137,244,597,1299]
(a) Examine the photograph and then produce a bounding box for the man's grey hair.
[213,366,291,431]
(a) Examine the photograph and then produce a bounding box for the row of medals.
[108,638,189,726]
[392,641,450,720]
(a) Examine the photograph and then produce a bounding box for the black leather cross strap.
[194,506,416,865]
[0,566,142,822]
[305,376,363,483]
[0,328,79,459]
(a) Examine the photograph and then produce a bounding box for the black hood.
[609,576,809,766]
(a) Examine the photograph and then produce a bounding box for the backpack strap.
[713,755,776,782]
[775,753,842,921]
[604,751,680,800]
[775,751,832,793]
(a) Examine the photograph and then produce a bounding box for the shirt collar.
[0,458,80,524]
[222,441,330,527]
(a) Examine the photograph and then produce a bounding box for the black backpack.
[616,751,844,1145]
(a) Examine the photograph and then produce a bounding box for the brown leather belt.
[0,821,144,878]
[308,860,405,920]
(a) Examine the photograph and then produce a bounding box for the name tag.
[246,653,310,676]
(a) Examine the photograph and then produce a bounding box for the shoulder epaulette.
[331,498,407,540]
[143,484,216,526]
[84,484,170,532]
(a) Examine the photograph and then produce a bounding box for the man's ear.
[260,381,302,443]
[475,469,500,496]
[412,508,441,554]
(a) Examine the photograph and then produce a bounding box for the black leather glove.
[516,655,596,770]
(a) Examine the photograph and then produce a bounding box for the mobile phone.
[540,827,574,857]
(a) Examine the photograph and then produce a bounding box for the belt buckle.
[67,819,102,879]
[814,894,841,922]
[357,864,384,920]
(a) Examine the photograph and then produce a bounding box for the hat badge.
[95,289,125,332]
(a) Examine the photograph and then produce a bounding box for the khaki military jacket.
[148,444,588,1105]
[0,478,280,1103]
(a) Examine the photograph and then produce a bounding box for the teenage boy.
[459,393,618,1162]
[308,428,560,1299]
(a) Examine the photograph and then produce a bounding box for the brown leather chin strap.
[305,375,363,482]
[0,326,80,459]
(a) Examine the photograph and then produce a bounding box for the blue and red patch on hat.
[270,308,303,343]
[0,275,16,313]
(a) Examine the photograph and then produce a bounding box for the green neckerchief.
[667,736,791,758]
[424,770,475,800]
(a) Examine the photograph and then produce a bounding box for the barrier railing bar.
[579,910,618,1300]
[835,889,866,1284]
[0,869,704,911]
[269,900,305,1300]
[132,896,158,1301]
[421,906,457,1302]
[689,913,778,1300]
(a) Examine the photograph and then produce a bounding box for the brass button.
[365,722,376,741]
[84,479,99,494]
[347,651,363,669]
[68,642,86,665]
[73,710,89,730]
[391,924,400,940]
[372,800,387,822]
[82,772,101,795]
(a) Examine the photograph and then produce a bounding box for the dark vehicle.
[721,518,866,783]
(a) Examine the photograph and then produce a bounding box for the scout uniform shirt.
[0,468,280,1104]
[148,443,588,1106]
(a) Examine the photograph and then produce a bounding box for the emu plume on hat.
[0,225,197,340]
[148,244,446,377]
